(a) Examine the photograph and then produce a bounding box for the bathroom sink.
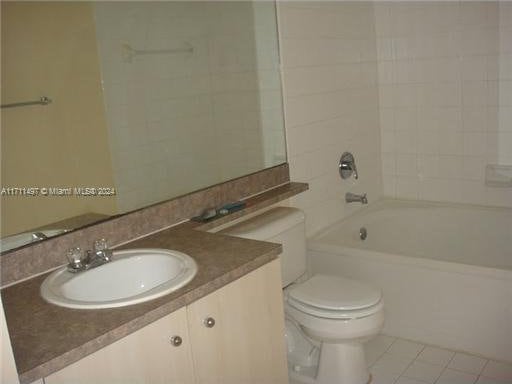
[40,249,197,309]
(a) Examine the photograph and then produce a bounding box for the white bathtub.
[308,199,512,363]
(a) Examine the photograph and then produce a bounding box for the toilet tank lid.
[220,207,305,240]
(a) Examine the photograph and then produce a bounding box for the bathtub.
[308,199,512,363]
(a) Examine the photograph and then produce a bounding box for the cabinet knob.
[204,317,216,328]
[170,335,182,347]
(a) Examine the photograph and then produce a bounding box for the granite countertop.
[1,224,282,384]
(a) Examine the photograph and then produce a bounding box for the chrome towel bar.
[122,43,193,63]
[1,96,52,109]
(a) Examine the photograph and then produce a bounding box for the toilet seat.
[286,275,383,320]
[287,296,383,320]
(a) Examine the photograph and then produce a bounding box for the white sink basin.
[40,249,197,309]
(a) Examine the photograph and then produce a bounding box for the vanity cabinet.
[44,260,288,384]
[44,307,195,384]
[187,259,288,384]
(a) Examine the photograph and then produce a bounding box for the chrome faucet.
[345,192,368,204]
[66,238,113,273]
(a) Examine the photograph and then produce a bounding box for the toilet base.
[316,342,369,384]
[290,365,371,384]
[289,341,372,384]
[283,283,384,384]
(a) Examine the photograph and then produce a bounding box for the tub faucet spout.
[345,192,368,204]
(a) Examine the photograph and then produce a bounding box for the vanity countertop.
[1,224,282,384]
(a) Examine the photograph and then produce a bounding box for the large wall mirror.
[1,1,286,252]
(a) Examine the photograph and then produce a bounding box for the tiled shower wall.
[376,2,512,207]
[279,2,383,235]
[93,1,512,226]
[94,2,285,213]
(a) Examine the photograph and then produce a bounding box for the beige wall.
[279,2,383,236]
[1,2,117,236]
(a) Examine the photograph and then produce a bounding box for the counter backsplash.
[1,164,294,287]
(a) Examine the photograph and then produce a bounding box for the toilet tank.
[220,207,307,287]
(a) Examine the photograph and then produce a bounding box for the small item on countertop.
[192,207,218,222]
[218,201,246,215]
[192,201,246,222]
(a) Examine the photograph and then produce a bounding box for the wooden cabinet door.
[187,260,288,384]
[45,307,195,384]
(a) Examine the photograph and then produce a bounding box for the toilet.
[220,207,384,384]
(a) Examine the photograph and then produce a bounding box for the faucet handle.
[93,238,112,262]
[93,238,108,252]
[339,152,358,180]
[66,247,85,271]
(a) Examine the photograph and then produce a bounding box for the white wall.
[376,2,512,207]
[94,2,285,213]
[498,2,512,181]
[279,2,383,236]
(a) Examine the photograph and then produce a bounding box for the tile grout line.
[393,344,427,384]
[476,358,491,384]
[445,356,489,379]
[431,360,447,384]
[368,335,512,384]
[368,335,398,369]
[433,350,459,384]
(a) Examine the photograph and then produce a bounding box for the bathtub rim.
[308,198,512,282]
[311,198,511,239]
[308,241,512,282]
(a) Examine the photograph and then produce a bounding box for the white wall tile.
[280,1,383,236]
[438,156,464,179]
[395,177,419,200]
[396,155,417,177]
[463,132,487,156]
[382,176,396,197]
[96,2,283,211]
[462,56,488,81]
[417,130,439,155]
[438,132,463,156]
[377,2,512,207]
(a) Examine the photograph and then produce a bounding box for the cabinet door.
[187,260,288,384]
[45,307,195,384]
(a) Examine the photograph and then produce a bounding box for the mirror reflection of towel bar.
[1,96,52,109]
[122,43,193,63]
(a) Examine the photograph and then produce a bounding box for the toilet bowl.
[285,275,384,384]
[219,207,385,384]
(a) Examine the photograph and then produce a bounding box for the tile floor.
[365,335,512,384]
